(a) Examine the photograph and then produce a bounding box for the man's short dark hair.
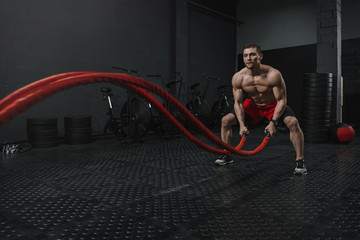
[243,44,262,54]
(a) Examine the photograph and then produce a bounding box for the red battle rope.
[0,72,270,155]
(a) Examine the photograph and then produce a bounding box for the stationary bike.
[146,72,186,137]
[209,76,233,130]
[186,73,210,119]
[102,67,152,141]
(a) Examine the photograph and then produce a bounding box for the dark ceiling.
[189,0,238,17]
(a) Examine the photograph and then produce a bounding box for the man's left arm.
[265,71,287,135]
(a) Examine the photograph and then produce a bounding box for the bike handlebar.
[201,73,223,82]
[112,66,128,72]
[101,87,112,93]
[112,66,139,76]
[147,74,162,78]
[175,71,183,77]
[166,80,182,88]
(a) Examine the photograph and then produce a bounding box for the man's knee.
[284,116,301,131]
[222,113,236,128]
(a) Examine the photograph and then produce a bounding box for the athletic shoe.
[214,155,233,166]
[293,159,307,175]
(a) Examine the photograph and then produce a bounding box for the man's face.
[243,47,263,69]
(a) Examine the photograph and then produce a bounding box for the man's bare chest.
[242,76,272,94]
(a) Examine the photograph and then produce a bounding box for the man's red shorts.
[243,98,277,125]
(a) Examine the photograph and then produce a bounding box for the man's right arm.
[232,74,248,135]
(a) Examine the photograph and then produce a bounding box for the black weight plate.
[302,110,331,115]
[27,129,58,135]
[304,93,332,99]
[302,121,331,127]
[64,116,91,128]
[302,99,332,105]
[28,135,59,142]
[303,73,333,78]
[302,112,331,118]
[302,86,332,91]
[27,125,57,132]
[302,82,333,88]
[27,118,57,126]
[64,128,91,135]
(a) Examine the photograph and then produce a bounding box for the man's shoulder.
[262,65,283,86]
[234,68,248,78]
[262,64,281,75]
[232,69,246,87]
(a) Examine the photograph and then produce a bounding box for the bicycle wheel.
[104,118,123,136]
[186,98,202,117]
[121,96,152,139]
[211,98,232,128]
[213,98,232,117]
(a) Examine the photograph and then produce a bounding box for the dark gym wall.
[0,0,237,142]
[188,7,236,112]
[0,0,174,142]
[236,0,360,53]
[236,0,317,52]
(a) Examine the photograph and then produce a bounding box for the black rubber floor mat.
[1,132,359,239]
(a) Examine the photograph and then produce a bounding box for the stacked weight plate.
[302,73,332,143]
[64,116,92,144]
[27,118,59,148]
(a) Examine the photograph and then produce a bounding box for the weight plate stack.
[64,116,92,145]
[27,118,59,148]
[302,73,333,143]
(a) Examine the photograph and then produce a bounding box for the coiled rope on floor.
[0,72,270,155]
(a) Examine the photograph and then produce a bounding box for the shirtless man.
[215,44,307,175]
